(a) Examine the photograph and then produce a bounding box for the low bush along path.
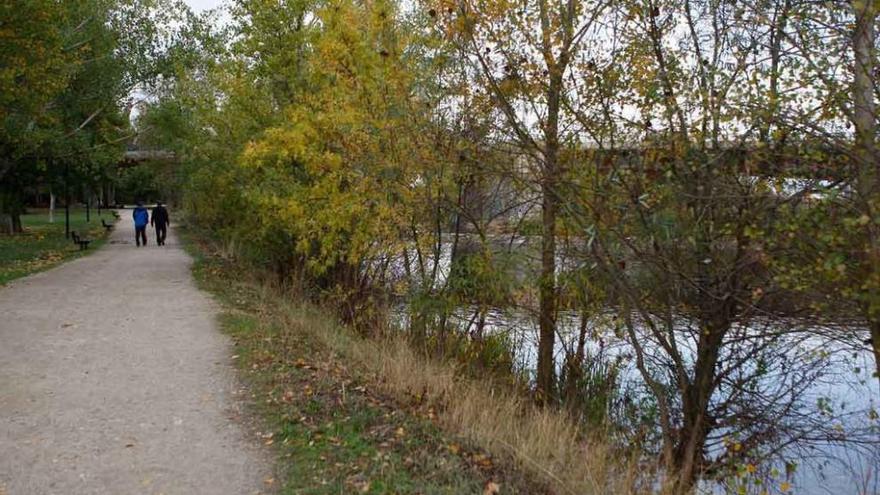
[0,212,271,494]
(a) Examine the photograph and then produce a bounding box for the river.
[387,235,879,493]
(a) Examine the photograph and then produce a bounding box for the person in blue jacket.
[132,201,150,247]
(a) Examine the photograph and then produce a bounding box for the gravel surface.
[0,212,271,495]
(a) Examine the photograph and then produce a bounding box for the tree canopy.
[0,0,187,232]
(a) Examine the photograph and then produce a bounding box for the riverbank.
[180,224,634,494]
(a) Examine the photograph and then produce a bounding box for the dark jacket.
[151,205,169,227]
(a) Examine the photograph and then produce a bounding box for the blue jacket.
[133,206,149,228]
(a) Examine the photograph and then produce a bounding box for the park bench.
[71,231,91,251]
[101,218,114,232]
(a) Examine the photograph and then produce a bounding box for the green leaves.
[233,0,443,279]
[0,0,69,159]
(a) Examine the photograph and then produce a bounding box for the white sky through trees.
[129,0,227,123]
[184,0,224,12]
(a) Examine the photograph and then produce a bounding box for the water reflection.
[392,304,879,494]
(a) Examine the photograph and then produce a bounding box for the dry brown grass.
[267,296,646,495]
[192,234,647,494]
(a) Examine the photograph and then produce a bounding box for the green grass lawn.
[0,208,115,285]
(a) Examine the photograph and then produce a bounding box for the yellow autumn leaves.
[238,0,443,277]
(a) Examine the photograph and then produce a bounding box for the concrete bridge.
[120,149,176,165]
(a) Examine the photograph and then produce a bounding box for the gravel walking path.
[0,212,270,495]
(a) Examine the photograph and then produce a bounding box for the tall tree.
[851,0,880,388]
[0,0,70,232]
[0,0,176,233]
[557,0,862,489]
[436,0,611,403]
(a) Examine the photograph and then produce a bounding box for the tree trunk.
[50,191,56,223]
[670,316,729,492]
[562,314,589,406]
[0,213,13,234]
[0,211,23,234]
[537,178,558,403]
[760,0,790,145]
[536,72,562,405]
[852,0,876,159]
[0,191,24,234]
[852,0,879,391]
[871,320,880,392]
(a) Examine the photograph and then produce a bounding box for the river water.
[393,305,878,494]
[387,238,879,494]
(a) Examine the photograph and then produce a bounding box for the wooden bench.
[71,231,91,251]
[101,218,114,232]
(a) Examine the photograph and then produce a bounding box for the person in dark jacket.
[132,201,150,247]
[151,201,170,246]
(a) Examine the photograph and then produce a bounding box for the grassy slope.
[0,208,115,285]
[182,226,547,495]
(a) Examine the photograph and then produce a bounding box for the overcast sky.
[184,0,225,13]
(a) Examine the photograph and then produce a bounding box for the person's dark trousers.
[155,225,167,246]
[135,226,147,246]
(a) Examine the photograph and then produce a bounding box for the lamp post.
[64,161,70,239]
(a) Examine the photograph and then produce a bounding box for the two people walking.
[132,201,170,247]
